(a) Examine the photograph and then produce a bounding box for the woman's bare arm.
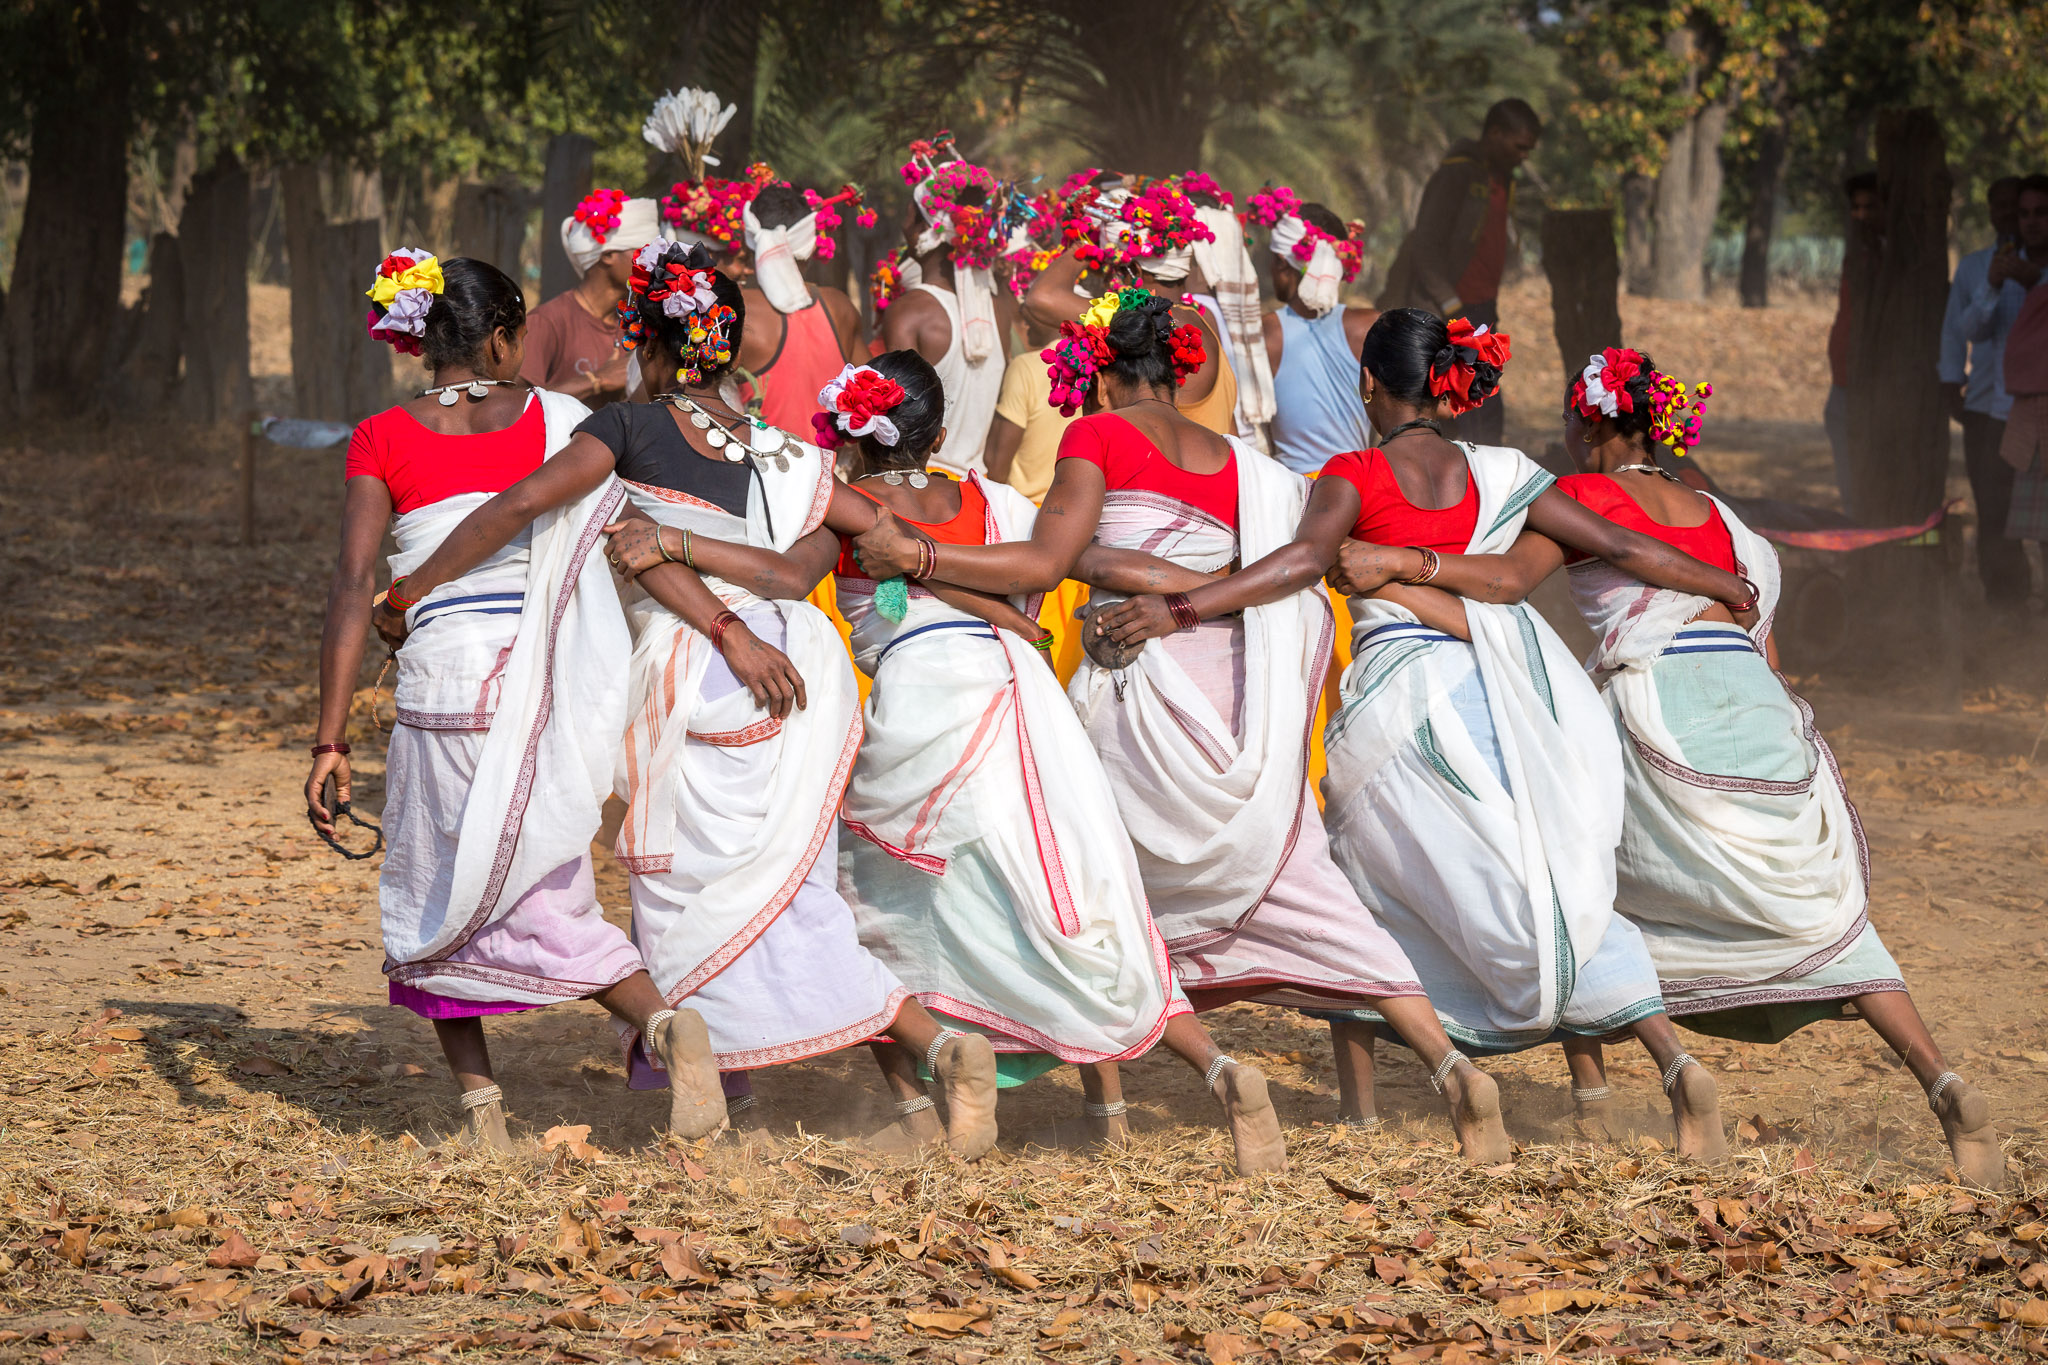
[1525,486,1750,605]
[307,476,395,833]
[851,457,1105,594]
[1073,545,1218,595]
[1332,530,1567,604]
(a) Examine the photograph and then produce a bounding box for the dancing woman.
[1331,350,2002,1186]
[370,242,1001,1157]
[609,351,1196,1154]
[1092,310,1757,1160]
[307,253,699,1149]
[853,290,1511,1166]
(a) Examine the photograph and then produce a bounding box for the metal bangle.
[1401,546,1442,586]
[682,527,695,569]
[1660,1053,1696,1096]
[1203,1055,1236,1090]
[1083,1100,1128,1118]
[1428,1048,1466,1094]
[643,1009,676,1060]
[657,528,677,564]
[895,1095,937,1117]
[459,1083,503,1111]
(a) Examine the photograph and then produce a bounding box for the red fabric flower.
[833,368,906,425]
[1597,347,1642,412]
[1167,322,1207,386]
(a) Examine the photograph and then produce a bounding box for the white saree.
[1320,444,1666,1051]
[836,475,1181,1065]
[611,429,907,1069]
[380,390,646,1005]
[1568,498,1900,1030]
[1070,441,1425,1007]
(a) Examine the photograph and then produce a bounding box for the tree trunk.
[1071,0,1211,172]
[1842,108,1952,526]
[453,177,533,282]
[1647,99,1733,301]
[0,0,134,414]
[325,218,395,421]
[1622,174,1656,296]
[179,155,252,424]
[124,231,184,408]
[1738,120,1788,309]
[540,134,595,300]
[282,164,334,420]
[1540,209,1623,378]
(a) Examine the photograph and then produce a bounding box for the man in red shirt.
[1824,172,1885,507]
[519,193,660,404]
[1381,98,1541,444]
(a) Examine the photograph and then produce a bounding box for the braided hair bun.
[619,240,749,386]
[1103,291,1206,391]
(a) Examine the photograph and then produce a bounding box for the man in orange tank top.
[737,185,863,434]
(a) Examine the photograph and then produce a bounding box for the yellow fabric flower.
[1078,293,1123,330]
[365,255,446,305]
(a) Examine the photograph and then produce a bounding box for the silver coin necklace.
[419,377,518,406]
[673,396,794,471]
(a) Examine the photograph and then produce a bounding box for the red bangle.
[310,742,351,756]
[1729,576,1759,613]
[385,577,420,611]
[1163,592,1201,633]
[708,609,742,652]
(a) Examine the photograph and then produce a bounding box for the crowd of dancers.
[306,99,2006,1189]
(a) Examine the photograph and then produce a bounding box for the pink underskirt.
[388,981,541,1019]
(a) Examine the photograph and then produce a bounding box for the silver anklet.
[1571,1085,1613,1103]
[1083,1099,1128,1118]
[1203,1055,1237,1090]
[727,1094,756,1114]
[1428,1049,1467,1094]
[1660,1053,1696,1096]
[1339,1115,1381,1129]
[1926,1071,1962,1111]
[925,1029,963,1079]
[644,1008,677,1059]
[895,1095,936,1117]
[459,1083,503,1111]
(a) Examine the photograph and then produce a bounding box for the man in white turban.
[1261,201,1380,476]
[518,191,661,402]
[731,184,864,436]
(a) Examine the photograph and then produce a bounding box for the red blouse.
[836,475,990,579]
[1318,447,1479,553]
[343,397,545,515]
[1057,412,1238,528]
[1556,473,1736,573]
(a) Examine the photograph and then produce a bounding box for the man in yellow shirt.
[983,323,1073,503]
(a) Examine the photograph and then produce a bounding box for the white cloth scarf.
[912,182,998,363]
[1069,441,1332,947]
[561,198,660,276]
[1324,445,1624,1035]
[1567,496,1869,987]
[1269,216,1342,318]
[1192,205,1277,437]
[379,390,632,980]
[836,476,1178,1061]
[743,201,820,315]
[609,435,860,1003]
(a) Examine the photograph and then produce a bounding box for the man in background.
[735,184,863,436]
[1263,201,1378,476]
[1825,172,1884,507]
[520,193,660,403]
[1381,97,1541,444]
[984,317,1072,503]
[1939,176,2026,607]
[1994,174,2048,585]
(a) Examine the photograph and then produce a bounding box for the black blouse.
[577,402,753,518]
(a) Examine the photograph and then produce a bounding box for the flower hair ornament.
[1042,289,1206,417]
[364,249,445,355]
[643,87,736,182]
[1247,185,1364,317]
[1570,348,1712,451]
[902,133,1007,272]
[572,188,628,247]
[1061,181,1215,283]
[1428,317,1512,416]
[810,363,908,452]
[660,162,782,254]
[621,242,735,386]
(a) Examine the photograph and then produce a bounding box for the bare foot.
[654,1009,728,1140]
[1932,1078,2005,1190]
[1443,1062,1510,1163]
[932,1033,998,1160]
[1084,1108,1132,1149]
[1211,1062,1287,1174]
[897,1098,946,1147]
[462,1096,511,1153]
[1571,1088,1616,1141]
[1669,1063,1727,1161]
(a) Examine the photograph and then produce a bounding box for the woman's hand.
[1090,594,1180,647]
[604,519,669,583]
[850,510,925,580]
[1075,602,1145,670]
[720,623,809,718]
[1327,541,1422,598]
[305,750,352,838]
[371,596,410,651]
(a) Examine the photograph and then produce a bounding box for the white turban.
[1269,215,1342,317]
[560,197,660,277]
[1191,205,1277,434]
[743,201,820,316]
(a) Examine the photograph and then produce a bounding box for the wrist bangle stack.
[708,609,741,653]
[1729,575,1760,613]
[907,535,938,582]
[385,577,420,611]
[309,742,351,756]
[1030,633,1056,653]
[682,528,695,569]
[1163,592,1202,632]
[1399,547,1442,586]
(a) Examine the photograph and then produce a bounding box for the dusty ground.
[1,285,2046,1363]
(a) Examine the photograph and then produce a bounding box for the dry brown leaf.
[206,1230,260,1270]
[546,1309,602,1331]
[542,1124,601,1161]
[907,1309,985,1336]
[57,1227,88,1266]
[1495,1287,1612,1316]
[2000,1298,2048,1327]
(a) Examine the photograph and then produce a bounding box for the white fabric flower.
[1579,353,1622,417]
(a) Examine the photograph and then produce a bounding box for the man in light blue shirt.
[1939,177,2026,604]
